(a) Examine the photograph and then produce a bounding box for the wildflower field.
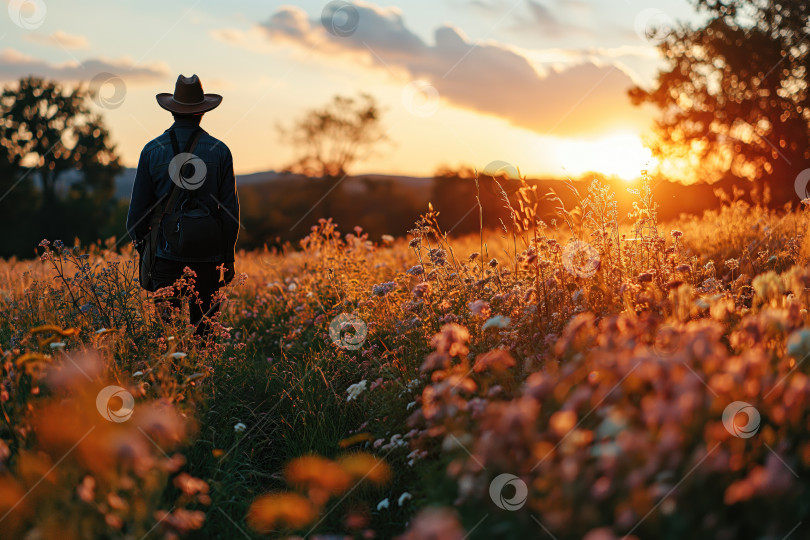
[2,177,810,539]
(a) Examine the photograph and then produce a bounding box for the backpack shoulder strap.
[169,126,203,155]
[164,127,204,212]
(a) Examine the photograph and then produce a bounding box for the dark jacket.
[126,118,239,263]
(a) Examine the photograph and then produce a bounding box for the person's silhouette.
[127,74,239,336]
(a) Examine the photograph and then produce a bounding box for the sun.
[556,131,658,180]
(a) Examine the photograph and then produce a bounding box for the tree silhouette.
[279,93,388,179]
[0,76,122,255]
[630,0,809,205]
[0,76,121,210]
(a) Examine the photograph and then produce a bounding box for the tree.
[279,93,388,178]
[0,76,121,208]
[630,0,809,205]
[0,76,122,255]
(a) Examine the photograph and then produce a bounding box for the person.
[127,74,239,336]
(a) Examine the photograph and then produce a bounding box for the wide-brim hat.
[156,74,222,114]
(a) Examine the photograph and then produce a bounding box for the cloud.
[452,0,593,39]
[0,49,169,84]
[524,0,567,36]
[23,30,90,50]
[215,2,645,136]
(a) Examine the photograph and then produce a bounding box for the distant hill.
[114,168,293,199]
[114,167,759,213]
[111,167,775,250]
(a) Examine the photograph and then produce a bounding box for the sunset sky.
[2,0,704,178]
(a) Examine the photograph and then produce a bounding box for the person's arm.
[218,146,240,264]
[126,147,156,246]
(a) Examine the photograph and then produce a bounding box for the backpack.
[138,127,222,290]
[162,128,224,261]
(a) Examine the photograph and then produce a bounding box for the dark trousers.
[153,257,224,336]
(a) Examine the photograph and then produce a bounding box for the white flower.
[287,282,298,292]
[483,315,511,330]
[398,492,412,506]
[49,342,66,350]
[346,380,368,402]
[382,433,407,451]
[234,422,247,433]
[95,328,107,334]
[169,352,187,359]
[133,371,144,377]
[407,449,427,466]
[376,498,390,511]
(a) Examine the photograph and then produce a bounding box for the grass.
[1,175,810,539]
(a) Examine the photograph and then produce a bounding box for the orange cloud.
[23,30,90,50]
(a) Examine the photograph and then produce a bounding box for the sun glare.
[556,131,658,181]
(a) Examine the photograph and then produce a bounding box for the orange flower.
[0,476,27,537]
[338,432,373,448]
[246,492,317,533]
[473,349,516,373]
[284,456,351,504]
[337,453,391,485]
[549,411,577,437]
